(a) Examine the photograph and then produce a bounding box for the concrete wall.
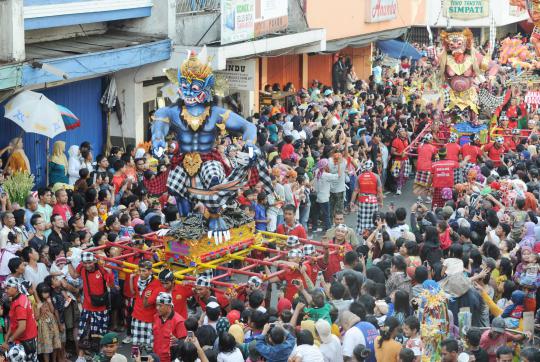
[111,0,176,39]
[0,0,25,62]
[175,12,221,46]
[306,0,426,41]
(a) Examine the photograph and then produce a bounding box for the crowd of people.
[1,35,540,362]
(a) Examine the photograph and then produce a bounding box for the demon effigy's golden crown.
[180,49,213,83]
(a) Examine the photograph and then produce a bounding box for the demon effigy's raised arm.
[151,49,272,242]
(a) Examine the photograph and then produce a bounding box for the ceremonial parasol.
[3,90,67,138]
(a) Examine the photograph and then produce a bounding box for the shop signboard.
[445,0,489,19]
[221,0,288,45]
[221,0,255,45]
[215,59,256,91]
[365,0,398,23]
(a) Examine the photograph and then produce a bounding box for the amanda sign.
[445,0,489,20]
[365,0,398,23]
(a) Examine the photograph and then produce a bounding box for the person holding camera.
[254,322,296,362]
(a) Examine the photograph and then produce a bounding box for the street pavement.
[111,182,417,357]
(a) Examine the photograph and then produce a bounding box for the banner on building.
[525,91,540,105]
[509,4,526,17]
[365,0,398,23]
[215,60,256,91]
[221,0,288,45]
[444,0,489,19]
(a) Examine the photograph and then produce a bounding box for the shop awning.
[376,39,422,60]
[324,28,407,52]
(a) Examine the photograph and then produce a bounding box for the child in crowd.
[35,283,62,362]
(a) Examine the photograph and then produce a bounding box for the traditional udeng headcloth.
[156,292,174,306]
[288,249,304,259]
[361,160,374,172]
[286,235,299,248]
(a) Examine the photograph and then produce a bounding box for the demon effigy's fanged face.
[440,29,474,56]
[178,51,215,106]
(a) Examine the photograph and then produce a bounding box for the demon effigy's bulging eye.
[182,82,188,89]
[192,85,200,91]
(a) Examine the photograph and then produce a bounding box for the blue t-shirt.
[254,203,267,231]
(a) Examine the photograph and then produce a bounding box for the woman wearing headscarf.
[519,221,537,249]
[5,137,31,174]
[48,141,69,186]
[67,145,81,185]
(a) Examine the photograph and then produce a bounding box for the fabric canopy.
[376,39,422,60]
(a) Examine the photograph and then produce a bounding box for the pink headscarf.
[316,158,329,180]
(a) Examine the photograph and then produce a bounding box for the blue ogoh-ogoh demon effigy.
[151,49,272,241]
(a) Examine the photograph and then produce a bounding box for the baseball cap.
[315,319,333,343]
[227,310,241,325]
[277,298,292,314]
[491,317,505,333]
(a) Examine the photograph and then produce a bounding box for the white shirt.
[314,172,339,203]
[289,345,324,362]
[85,218,100,236]
[0,226,13,250]
[342,326,366,358]
[319,335,344,362]
[217,348,244,362]
[328,159,347,193]
[381,144,389,168]
[24,263,49,288]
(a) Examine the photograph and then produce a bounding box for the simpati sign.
[445,0,489,19]
[365,0,398,23]
[215,60,256,91]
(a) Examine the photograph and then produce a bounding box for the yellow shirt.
[374,337,401,362]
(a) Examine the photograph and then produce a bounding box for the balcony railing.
[177,0,220,14]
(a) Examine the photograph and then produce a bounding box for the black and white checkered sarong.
[132,318,153,348]
[414,170,431,187]
[168,157,272,209]
[21,339,38,362]
[78,310,108,338]
[391,159,411,178]
[356,200,379,234]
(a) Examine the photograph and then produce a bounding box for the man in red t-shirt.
[414,133,438,198]
[391,128,410,195]
[193,275,229,312]
[504,129,521,152]
[321,224,353,280]
[276,204,307,239]
[431,148,461,208]
[3,277,39,359]
[157,269,193,319]
[153,292,187,362]
[52,189,73,222]
[482,137,506,167]
[67,251,114,353]
[462,135,482,165]
[129,259,160,351]
[266,249,312,301]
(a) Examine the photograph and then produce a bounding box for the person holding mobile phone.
[152,292,186,362]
